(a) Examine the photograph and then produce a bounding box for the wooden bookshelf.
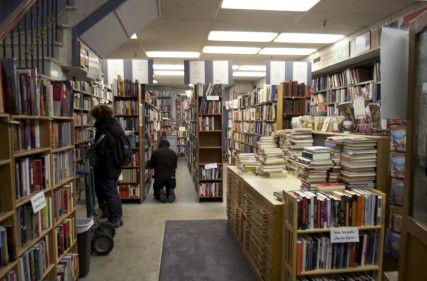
[185,98,197,181]
[277,81,311,130]
[281,188,386,281]
[111,81,143,203]
[194,84,224,201]
[141,88,161,200]
[0,80,79,280]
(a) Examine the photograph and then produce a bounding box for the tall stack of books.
[339,137,378,188]
[284,129,313,175]
[323,136,351,182]
[256,136,285,175]
[295,146,333,189]
[237,153,259,173]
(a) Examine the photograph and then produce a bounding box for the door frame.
[399,10,427,281]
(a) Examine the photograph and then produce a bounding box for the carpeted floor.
[159,220,256,281]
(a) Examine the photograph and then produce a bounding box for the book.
[0,225,15,268]
[51,122,72,149]
[17,202,52,247]
[53,184,75,219]
[390,152,405,179]
[117,185,140,199]
[389,120,407,152]
[17,236,50,281]
[52,151,73,186]
[198,166,221,180]
[385,230,400,259]
[13,120,41,151]
[56,217,76,257]
[390,178,404,206]
[114,100,137,115]
[199,182,222,198]
[56,254,79,281]
[15,155,50,199]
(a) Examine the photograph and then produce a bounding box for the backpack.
[111,131,134,167]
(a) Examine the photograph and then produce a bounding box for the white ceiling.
[106,0,421,84]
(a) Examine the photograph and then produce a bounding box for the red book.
[316,200,321,228]
[296,240,303,274]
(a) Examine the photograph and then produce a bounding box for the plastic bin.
[77,218,94,278]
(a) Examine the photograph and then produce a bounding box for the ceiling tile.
[311,0,415,16]
[144,19,212,32]
[162,0,221,8]
[161,6,218,20]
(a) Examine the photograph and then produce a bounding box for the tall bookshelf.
[141,88,161,199]
[0,70,79,281]
[282,188,386,281]
[112,80,144,203]
[277,81,311,130]
[185,92,198,180]
[194,84,224,201]
[227,85,281,165]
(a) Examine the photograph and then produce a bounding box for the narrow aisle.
[82,158,227,281]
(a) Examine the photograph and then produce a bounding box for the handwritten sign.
[190,61,205,84]
[31,192,47,214]
[204,163,218,170]
[207,96,220,101]
[330,227,359,243]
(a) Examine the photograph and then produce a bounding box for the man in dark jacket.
[149,139,178,203]
[91,105,124,227]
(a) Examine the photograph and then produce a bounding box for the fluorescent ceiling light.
[146,51,200,58]
[221,0,320,12]
[233,71,266,77]
[275,33,345,43]
[208,31,278,42]
[259,47,316,55]
[154,70,184,76]
[203,46,260,54]
[130,33,138,39]
[239,65,266,71]
[153,64,184,70]
[232,65,240,70]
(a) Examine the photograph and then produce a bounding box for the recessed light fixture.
[208,31,278,42]
[146,51,200,58]
[154,70,184,76]
[232,65,240,71]
[221,0,320,12]
[274,33,345,43]
[203,46,260,54]
[259,47,317,55]
[233,71,266,77]
[130,33,138,39]
[239,65,266,71]
[153,64,184,70]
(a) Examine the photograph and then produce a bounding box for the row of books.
[13,120,41,151]
[231,121,276,136]
[118,185,140,199]
[112,78,139,97]
[118,117,137,131]
[297,273,374,281]
[0,60,73,116]
[126,153,140,167]
[237,153,259,172]
[198,116,219,131]
[198,167,221,180]
[73,113,92,127]
[281,81,311,97]
[284,99,309,115]
[15,155,50,199]
[52,151,73,185]
[56,254,79,281]
[280,129,314,175]
[74,95,93,111]
[51,122,72,149]
[199,84,222,97]
[291,189,382,229]
[18,202,52,247]
[18,236,50,281]
[53,185,74,219]
[230,141,255,153]
[114,100,138,115]
[199,99,221,114]
[0,271,17,281]
[295,146,333,189]
[120,169,139,183]
[199,183,222,198]
[232,132,258,145]
[0,225,14,268]
[56,217,76,257]
[296,232,378,273]
[75,127,94,144]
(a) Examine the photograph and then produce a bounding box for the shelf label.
[207,95,220,101]
[204,163,218,170]
[31,192,46,214]
[330,227,359,243]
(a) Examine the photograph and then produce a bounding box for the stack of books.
[340,137,378,188]
[237,153,259,173]
[323,136,351,182]
[295,146,333,189]
[284,129,313,175]
[256,136,284,175]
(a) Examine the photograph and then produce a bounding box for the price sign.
[207,96,220,101]
[330,227,360,243]
[204,163,218,170]
[31,192,47,214]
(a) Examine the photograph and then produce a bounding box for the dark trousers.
[153,174,176,198]
[95,177,122,222]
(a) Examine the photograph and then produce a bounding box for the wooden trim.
[0,0,37,41]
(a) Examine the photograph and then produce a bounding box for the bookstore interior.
[1,0,427,281]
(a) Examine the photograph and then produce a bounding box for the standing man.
[90,105,124,228]
[149,139,178,203]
